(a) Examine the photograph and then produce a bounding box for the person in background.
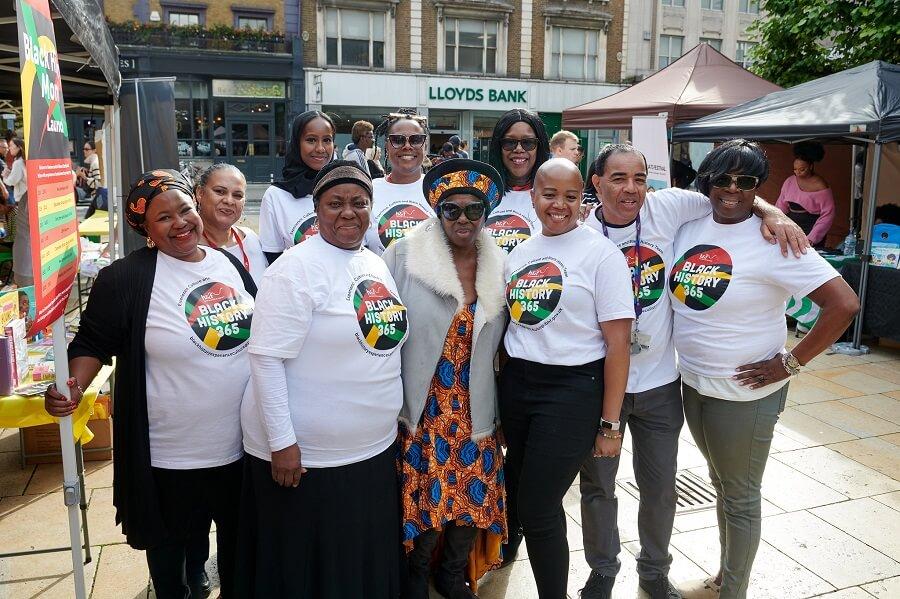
[238,161,406,598]
[486,109,551,253]
[3,138,30,286]
[343,120,385,179]
[259,110,335,263]
[776,141,834,248]
[458,139,470,159]
[672,140,858,599]
[500,159,634,597]
[0,139,9,204]
[671,158,697,190]
[196,163,267,285]
[45,169,256,599]
[448,135,465,159]
[365,110,434,256]
[81,141,107,217]
[434,143,457,166]
[385,159,508,598]
[549,130,582,164]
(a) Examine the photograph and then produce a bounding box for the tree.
[748,0,900,88]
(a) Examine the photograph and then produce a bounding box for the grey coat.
[383,218,508,441]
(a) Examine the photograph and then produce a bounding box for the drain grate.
[616,470,718,514]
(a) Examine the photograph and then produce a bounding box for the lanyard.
[597,207,643,322]
[204,227,250,272]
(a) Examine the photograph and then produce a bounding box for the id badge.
[636,331,652,351]
[630,329,641,355]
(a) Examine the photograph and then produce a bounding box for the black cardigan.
[68,247,256,549]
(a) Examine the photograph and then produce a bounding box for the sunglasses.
[440,202,486,221]
[500,137,539,152]
[388,134,427,148]
[710,173,759,191]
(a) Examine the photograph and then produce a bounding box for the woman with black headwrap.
[258,110,336,263]
[44,169,257,599]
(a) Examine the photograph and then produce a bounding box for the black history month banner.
[17,0,79,333]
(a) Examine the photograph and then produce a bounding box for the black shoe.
[187,570,211,598]
[579,571,615,599]
[638,576,682,599]
[433,572,478,599]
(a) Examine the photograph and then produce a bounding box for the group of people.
[44,106,860,599]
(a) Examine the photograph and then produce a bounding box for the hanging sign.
[631,115,671,192]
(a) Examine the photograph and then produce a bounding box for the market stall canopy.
[562,43,782,130]
[0,0,120,104]
[672,61,900,143]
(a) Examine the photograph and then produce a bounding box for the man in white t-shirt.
[578,145,809,599]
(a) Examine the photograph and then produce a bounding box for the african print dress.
[399,303,507,563]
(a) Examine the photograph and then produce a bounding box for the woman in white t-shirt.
[45,169,256,598]
[258,110,335,263]
[239,161,407,598]
[500,159,635,597]
[2,138,30,286]
[485,109,550,253]
[364,109,435,255]
[195,163,267,285]
[670,141,859,599]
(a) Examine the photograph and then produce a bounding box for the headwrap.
[422,158,503,214]
[273,112,334,198]
[124,169,194,236]
[312,160,373,206]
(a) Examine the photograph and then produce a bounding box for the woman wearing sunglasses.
[486,109,551,253]
[669,140,859,599]
[365,109,435,256]
[383,159,508,598]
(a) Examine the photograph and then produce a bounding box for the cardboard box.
[21,417,113,464]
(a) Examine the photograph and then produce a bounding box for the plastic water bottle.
[0,226,6,240]
[843,228,858,256]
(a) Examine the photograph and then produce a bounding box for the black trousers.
[145,458,242,599]
[499,357,605,599]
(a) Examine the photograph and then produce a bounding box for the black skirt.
[236,444,402,598]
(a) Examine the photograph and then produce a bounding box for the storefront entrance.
[228,118,274,182]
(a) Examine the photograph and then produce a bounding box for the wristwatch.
[781,352,801,376]
[600,418,621,431]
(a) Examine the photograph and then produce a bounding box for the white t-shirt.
[365,175,434,255]
[485,189,542,253]
[243,234,407,467]
[584,188,711,393]
[223,226,268,287]
[144,250,255,469]
[258,185,318,253]
[504,225,635,366]
[670,214,839,400]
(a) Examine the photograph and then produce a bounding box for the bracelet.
[599,430,623,440]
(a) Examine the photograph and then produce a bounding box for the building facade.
[302,0,627,163]
[622,0,761,82]
[103,0,304,182]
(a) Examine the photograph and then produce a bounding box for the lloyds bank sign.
[428,85,527,103]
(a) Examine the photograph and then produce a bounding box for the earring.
[146,237,155,248]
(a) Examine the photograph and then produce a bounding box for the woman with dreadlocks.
[364,109,436,256]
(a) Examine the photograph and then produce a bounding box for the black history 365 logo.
[377,203,430,249]
[622,244,665,310]
[486,212,532,253]
[506,259,564,327]
[184,282,254,352]
[352,277,408,353]
[292,214,319,245]
[669,245,733,310]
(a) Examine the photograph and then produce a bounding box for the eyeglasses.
[440,202,486,221]
[388,134,427,148]
[500,138,539,152]
[83,147,93,152]
[709,173,760,191]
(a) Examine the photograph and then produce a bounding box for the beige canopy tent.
[562,43,782,130]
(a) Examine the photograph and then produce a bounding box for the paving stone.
[795,400,900,438]
[0,544,98,598]
[0,451,33,498]
[24,459,113,495]
[776,407,858,447]
[872,491,900,512]
[773,446,900,499]
[812,498,900,561]
[788,374,860,404]
[828,437,900,481]
[758,459,847,511]
[862,575,900,597]
[810,367,899,395]
[0,428,20,453]
[840,394,900,425]
[90,543,150,599]
[811,588,879,598]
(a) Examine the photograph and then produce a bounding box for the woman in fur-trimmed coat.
[383,159,509,598]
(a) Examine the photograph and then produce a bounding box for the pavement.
[1,285,899,596]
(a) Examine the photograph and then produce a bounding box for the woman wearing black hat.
[384,159,508,598]
[238,160,408,598]
[45,169,257,598]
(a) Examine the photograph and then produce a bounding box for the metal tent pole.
[851,142,883,350]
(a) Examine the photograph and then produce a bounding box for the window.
[658,35,683,69]
[736,41,757,68]
[739,0,760,14]
[701,0,724,10]
[169,11,200,26]
[235,12,271,31]
[174,80,211,158]
[325,8,386,69]
[661,0,685,6]
[700,37,722,51]
[163,3,205,26]
[445,18,498,74]
[549,27,604,81]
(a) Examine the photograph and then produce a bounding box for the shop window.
[444,18,498,74]
[549,27,605,81]
[174,79,212,158]
[234,10,273,31]
[162,3,205,26]
[325,8,386,69]
[658,35,683,69]
[700,37,722,51]
[736,41,757,69]
[739,0,760,14]
[700,0,723,10]
[661,0,684,6]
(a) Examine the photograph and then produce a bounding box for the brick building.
[303,0,626,162]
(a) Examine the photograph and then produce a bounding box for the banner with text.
[17,0,79,334]
[631,116,671,192]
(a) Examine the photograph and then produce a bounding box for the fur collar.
[403,218,506,322]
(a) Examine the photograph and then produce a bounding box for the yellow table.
[78,210,109,241]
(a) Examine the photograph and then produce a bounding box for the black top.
[68,247,256,549]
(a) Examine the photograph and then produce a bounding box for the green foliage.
[748,0,900,87]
